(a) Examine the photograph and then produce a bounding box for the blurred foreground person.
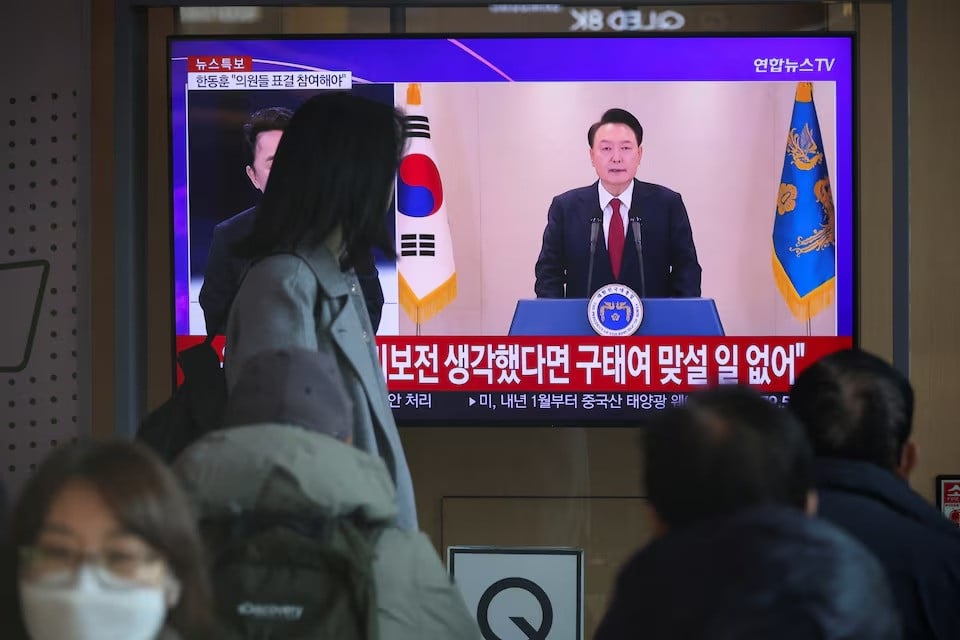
[175,348,479,640]
[791,348,960,640]
[594,385,901,640]
[6,440,213,640]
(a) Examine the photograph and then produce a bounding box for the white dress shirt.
[598,182,634,249]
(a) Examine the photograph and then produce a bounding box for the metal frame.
[890,0,908,375]
[124,0,864,6]
[112,0,909,431]
[114,5,147,436]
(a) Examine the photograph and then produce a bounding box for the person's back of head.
[223,347,355,443]
[598,385,902,640]
[644,385,814,532]
[179,347,371,521]
[242,92,404,263]
[179,346,381,524]
[242,106,293,167]
[790,348,914,473]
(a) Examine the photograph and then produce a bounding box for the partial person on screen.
[593,385,901,640]
[3,440,214,640]
[534,108,701,299]
[790,349,960,640]
[198,106,385,335]
[223,93,417,531]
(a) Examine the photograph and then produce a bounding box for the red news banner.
[177,336,852,393]
[187,56,252,72]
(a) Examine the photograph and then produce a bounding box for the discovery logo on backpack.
[236,602,305,622]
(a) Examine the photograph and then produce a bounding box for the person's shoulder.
[817,459,960,544]
[374,528,458,595]
[553,183,598,203]
[177,425,398,521]
[235,253,317,301]
[213,205,257,236]
[246,252,311,276]
[376,527,433,556]
[635,180,682,201]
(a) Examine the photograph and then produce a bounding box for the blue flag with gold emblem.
[772,82,835,323]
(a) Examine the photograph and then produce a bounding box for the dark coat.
[594,506,902,640]
[534,179,701,299]
[815,458,960,640]
[198,206,385,335]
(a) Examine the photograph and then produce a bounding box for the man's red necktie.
[608,198,625,279]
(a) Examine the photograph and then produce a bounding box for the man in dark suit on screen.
[534,108,701,299]
[199,106,384,335]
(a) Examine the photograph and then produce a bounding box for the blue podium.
[508,298,725,336]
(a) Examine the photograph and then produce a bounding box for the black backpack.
[136,335,227,461]
[200,468,384,640]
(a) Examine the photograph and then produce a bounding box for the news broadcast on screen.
[169,35,854,425]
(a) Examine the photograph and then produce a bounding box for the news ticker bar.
[388,390,792,425]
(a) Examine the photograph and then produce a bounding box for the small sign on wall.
[448,546,583,640]
[936,475,960,528]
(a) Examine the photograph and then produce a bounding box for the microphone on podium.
[586,216,602,297]
[629,216,646,298]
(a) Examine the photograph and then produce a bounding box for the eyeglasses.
[19,544,168,589]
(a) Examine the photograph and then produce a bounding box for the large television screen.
[169,34,855,425]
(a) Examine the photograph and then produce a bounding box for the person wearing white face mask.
[4,440,215,640]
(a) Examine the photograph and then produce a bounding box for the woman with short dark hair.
[6,440,214,639]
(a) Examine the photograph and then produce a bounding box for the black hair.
[588,108,644,147]
[242,106,293,168]
[789,348,914,470]
[644,385,814,530]
[7,440,215,637]
[236,93,404,263]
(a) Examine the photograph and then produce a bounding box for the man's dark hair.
[588,108,644,147]
[237,93,404,263]
[644,385,814,530]
[789,348,914,470]
[242,106,293,167]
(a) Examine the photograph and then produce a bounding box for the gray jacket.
[224,240,417,530]
[175,424,480,640]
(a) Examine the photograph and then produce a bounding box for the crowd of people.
[2,93,958,639]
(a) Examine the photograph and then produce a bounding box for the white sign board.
[448,547,583,640]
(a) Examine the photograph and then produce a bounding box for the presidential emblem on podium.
[587,284,643,337]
